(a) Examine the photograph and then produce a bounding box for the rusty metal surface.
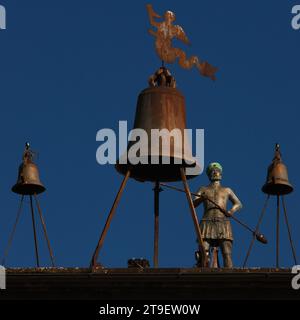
[149,66,176,88]
[262,144,293,195]
[146,4,217,80]
[116,70,200,182]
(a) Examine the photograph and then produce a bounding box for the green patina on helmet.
[206,162,223,176]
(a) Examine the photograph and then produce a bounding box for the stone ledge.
[0,268,299,300]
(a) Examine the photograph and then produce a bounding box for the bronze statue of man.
[194,162,242,268]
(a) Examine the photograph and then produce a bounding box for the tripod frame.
[90,168,208,269]
[243,194,297,268]
[2,194,55,267]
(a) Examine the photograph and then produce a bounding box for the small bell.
[12,143,46,195]
[262,144,293,195]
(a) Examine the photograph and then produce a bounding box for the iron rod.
[180,168,207,267]
[243,195,270,267]
[30,195,40,268]
[153,181,160,267]
[91,170,131,268]
[276,195,280,268]
[34,194,55,267]
[1,195,25,266]
[282,196,298,265]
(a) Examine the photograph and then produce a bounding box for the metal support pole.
[153,181,161,267]
[1,195,25,266]
[34,194,55,267]
[243,195,270,268]
[30,195,40,268]
[180,168,208,267]
[282,196,298,265]
[91,170,131,268]
[276,195,280,268]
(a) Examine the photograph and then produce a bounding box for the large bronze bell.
[12,143,46,195]
[262,144,293,195]
[116,67,200,182]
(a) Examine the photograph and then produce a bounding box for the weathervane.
[146,4,218,80]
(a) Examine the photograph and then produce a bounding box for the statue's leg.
[195,239,210,267]
[220,240,233,268]
[202,240,210,266]
[211,247,220,268]
[175,48,199,70]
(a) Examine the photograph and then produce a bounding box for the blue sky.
[0,0,299,268]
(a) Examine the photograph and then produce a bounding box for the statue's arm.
[175,25,190,45]
[148,29,156,37]
[227,188,242,216]
[193,187,205,208]
[146,4,161,28]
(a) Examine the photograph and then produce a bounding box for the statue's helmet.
[206,162,223,180]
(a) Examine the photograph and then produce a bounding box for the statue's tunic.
[195,185,241,241]
[201,217,233,241]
